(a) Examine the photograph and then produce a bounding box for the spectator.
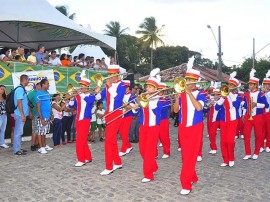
[16,47,27,62]
[73,56,78,63]
[35,44,46,65]
[9,48,17,60]
[36,79,54,154]
[88,103,97,142]
[13,74,29,155]
[43,56,49,65]
[101,57,108,69]
[96,101,105,141]
[110,56,116,65]
[61,98,73,144]
[28,82,41,151]
[27,49,37,65]
[14,55,21,61]
[93,59,101,70]
[24,49,30,60]
[71,109,76,142]
[48,51,62,67]
[51,94,64,147]
[76,53,88,68]
[0,47,12,68]
[0,85,9,149]
[129,85,139,143]
[60,54,70,67]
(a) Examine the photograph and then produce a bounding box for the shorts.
[90,121,97,131]
[37,118,50,135]
[97,124,105,129]
[32,116,39,134]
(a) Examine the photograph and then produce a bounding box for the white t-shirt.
[0,54,6,60]
[62,103,72,117]
[52,101,62,119]
[96,109,105,124]
[91,105,97,122]
[48,57,62,66]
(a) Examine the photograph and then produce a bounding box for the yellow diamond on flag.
[0,65,11,82]
[53,69,65,83]
[23,66,35,72]
[69,70,82,84]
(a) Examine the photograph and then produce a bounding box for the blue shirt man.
[36,90,51,119]
[14,86,29,117]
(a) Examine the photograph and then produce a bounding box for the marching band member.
[242,69,269,160]
[207,88,221,154]
[174,56,206,195]
[68,72,95,167]
[157,82,171,159]
[119,80,135,156]
[95,65,126,175]
[133,68,163,183]
[215,72,241,167]
[261,70,270,152]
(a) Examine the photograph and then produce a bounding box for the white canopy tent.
[0,0,116,50]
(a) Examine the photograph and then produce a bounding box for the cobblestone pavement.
[1,120,270,202]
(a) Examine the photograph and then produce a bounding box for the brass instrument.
[248,97,254,120]
[93,72,133,87]
[173,77,208,93]
[37,84,76,101]
[220,85,230,97]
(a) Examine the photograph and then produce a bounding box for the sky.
[47,0,270,67]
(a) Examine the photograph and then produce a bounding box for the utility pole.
[252,38,255,69]
[217,26,222,82]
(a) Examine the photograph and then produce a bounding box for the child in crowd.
[88,103,97,142]
[27,49,37,65]
[96,101,105,141]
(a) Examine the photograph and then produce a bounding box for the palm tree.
[104,21,129,38]
[136,17,165,70]
[104,21,129,63]
[55,5,76,20]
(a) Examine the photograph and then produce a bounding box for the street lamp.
[207,25,222,82]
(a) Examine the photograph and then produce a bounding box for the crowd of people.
[0,45,114,70]
[1,55,270,196]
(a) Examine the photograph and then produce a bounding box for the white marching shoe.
[162,154,169,159]
[209,150,217,154]
[119,152,126,157]
[180,189,191,195]
[240,135,244,139]
[141,178,151,183]
[100,169,113,175]
[220,163,228,167]
[243,155,251,160]
[159,143,162,147]
[266,147,270,153]
[197,156,202,162]
[229,161,234,167]
[126,147,133,154]
[260,148,265,153]
[113,164,123,171]
[75,162,85,167]
[252,154,258,160]
[178,148,182,152]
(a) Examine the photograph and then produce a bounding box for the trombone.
[93,72,133,87]
[220,85,244,97]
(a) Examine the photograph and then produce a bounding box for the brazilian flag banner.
[0,61,107,93]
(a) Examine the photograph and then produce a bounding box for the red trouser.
[207,121,220,150]
[159,119,171,155]
[76,119,92,163]
[179,122,203,191]
[105,110,122,170]
[119,116,133,153]
[262,113,270,148]
[139,125,160,180]
[243,114,263,155]
[236,118,244,137]
[198,123,204,157]
[220,120,238,164]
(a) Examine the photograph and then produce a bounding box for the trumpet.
[93,72,133,87]
[220,85,244,97]
[248,97,254,120]
[37,84,76,101]
[173,77,208,93]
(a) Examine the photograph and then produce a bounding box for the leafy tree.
[125,45,141,73]
[55,5,76,20]
[136,17,165,70]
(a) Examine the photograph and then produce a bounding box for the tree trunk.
[150,48,153,70]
